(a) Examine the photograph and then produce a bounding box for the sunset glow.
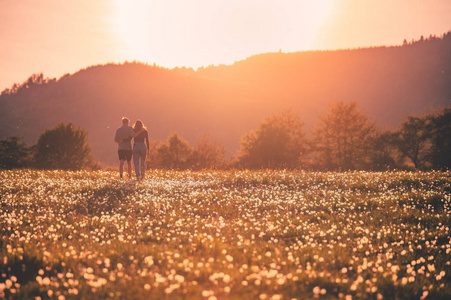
[0,0,450,90]
[112,0,333,68]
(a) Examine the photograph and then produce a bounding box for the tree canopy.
[35,123,92,170]
[238,110,306,169]
[429,107,451,170]
[312,102,376,170]
[388,107,451,170]
[0,136,32,169]
[156,133,193,170]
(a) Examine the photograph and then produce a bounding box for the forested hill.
[1,33,450,166]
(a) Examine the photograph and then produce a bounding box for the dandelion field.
[1,170,450,299]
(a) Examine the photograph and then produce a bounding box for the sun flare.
[112,0,153,62]
[112,0,333,68]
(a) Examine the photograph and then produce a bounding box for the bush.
[34,123,92,170]
[238,110,306,169]
[0,136,32,169]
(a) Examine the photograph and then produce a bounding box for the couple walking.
[114,117,150,180]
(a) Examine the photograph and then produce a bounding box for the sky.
[1,0,450,91]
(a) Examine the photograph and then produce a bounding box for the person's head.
[133,120,145,131]
[122,117,130,125]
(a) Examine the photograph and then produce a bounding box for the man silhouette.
[114,117,135,179]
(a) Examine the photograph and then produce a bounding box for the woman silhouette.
[132,120,150,180]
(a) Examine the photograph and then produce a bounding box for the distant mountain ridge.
[1,32,450,166]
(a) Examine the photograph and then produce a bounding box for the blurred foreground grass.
[1,169,450,299]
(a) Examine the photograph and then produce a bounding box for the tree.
[0,137,32,169]
[156,132,192,169]
[428,107,451,170]
[35,123,92,170]
[145,138,162,170]
[190,134,226,170]
[389,115,431,170]
[366,131,398,171]
[238,110,306,169]
[312,101,376,170]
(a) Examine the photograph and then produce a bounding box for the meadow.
[1,169,450,299]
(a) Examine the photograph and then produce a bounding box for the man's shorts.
[118,150,132,162]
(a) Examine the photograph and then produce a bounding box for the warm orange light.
[112,0,333,68]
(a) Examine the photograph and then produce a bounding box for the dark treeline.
[1,32,451,166]
[1,102,449,171]
[237,102,451,171]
